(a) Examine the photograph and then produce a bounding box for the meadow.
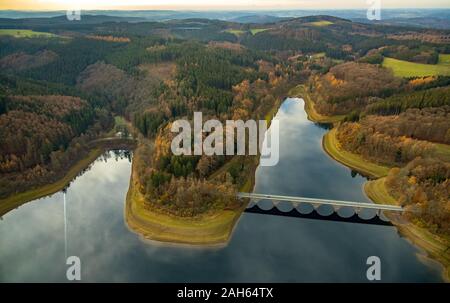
[224,29,246,36]
[225,28,270,36]
[250,28,270,35]
[438,54,450,65]
[0,29,57,38]
[382,56,450,77]
[305,20,334,27]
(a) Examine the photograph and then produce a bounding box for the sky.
[1,0,450,11]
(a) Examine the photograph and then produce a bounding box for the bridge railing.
[237,192,404,213]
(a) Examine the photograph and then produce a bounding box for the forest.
[386,158,450,235]
[0,14,448,232]
[131,44,292,216]
[0,92,113,198]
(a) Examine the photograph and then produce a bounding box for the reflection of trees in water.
[62,162,95,192]
[314,122,332,130]
[350,169,368,180]
[62,149,133,192]
[100,150,133,163]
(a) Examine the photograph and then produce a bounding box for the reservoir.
[0,98,443,282]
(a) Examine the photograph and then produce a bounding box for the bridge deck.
[237,193,404,212]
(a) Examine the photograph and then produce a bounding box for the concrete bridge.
[237,193,404,226]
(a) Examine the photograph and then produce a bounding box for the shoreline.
[0,148,104,217]
[322,128,390,179]
[124,93,283,246]
[316,110,450,282]
[0,137,137,217]
[3,88,447,279]
[325,126,450,282]
[290,85,344,124]
[365,178,450,282]
[124,157,246,246]
[300,90,449,282]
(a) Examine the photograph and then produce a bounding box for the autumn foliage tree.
[386,158,450,235]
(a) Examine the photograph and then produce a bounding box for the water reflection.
[252,98,443,282]
[0,99,444,282]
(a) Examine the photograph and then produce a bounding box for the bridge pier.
[238,192,403,226]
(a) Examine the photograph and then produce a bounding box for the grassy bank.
[289,85,344,123]
[324,127,450,281]
[322,128,390,179]
[326,128,450,281]
[124,90,286,244]
[0,148,103,217]
[125,161,245,245]
[365,178,450,282]
[364,177,397,205]
[264,100,281,123]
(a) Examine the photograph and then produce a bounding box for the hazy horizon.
[1,0,450,11]
[2,8,450,12]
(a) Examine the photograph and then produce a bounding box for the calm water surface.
[0,98,443,282]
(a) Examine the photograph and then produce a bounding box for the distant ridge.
[228,15,289,24]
